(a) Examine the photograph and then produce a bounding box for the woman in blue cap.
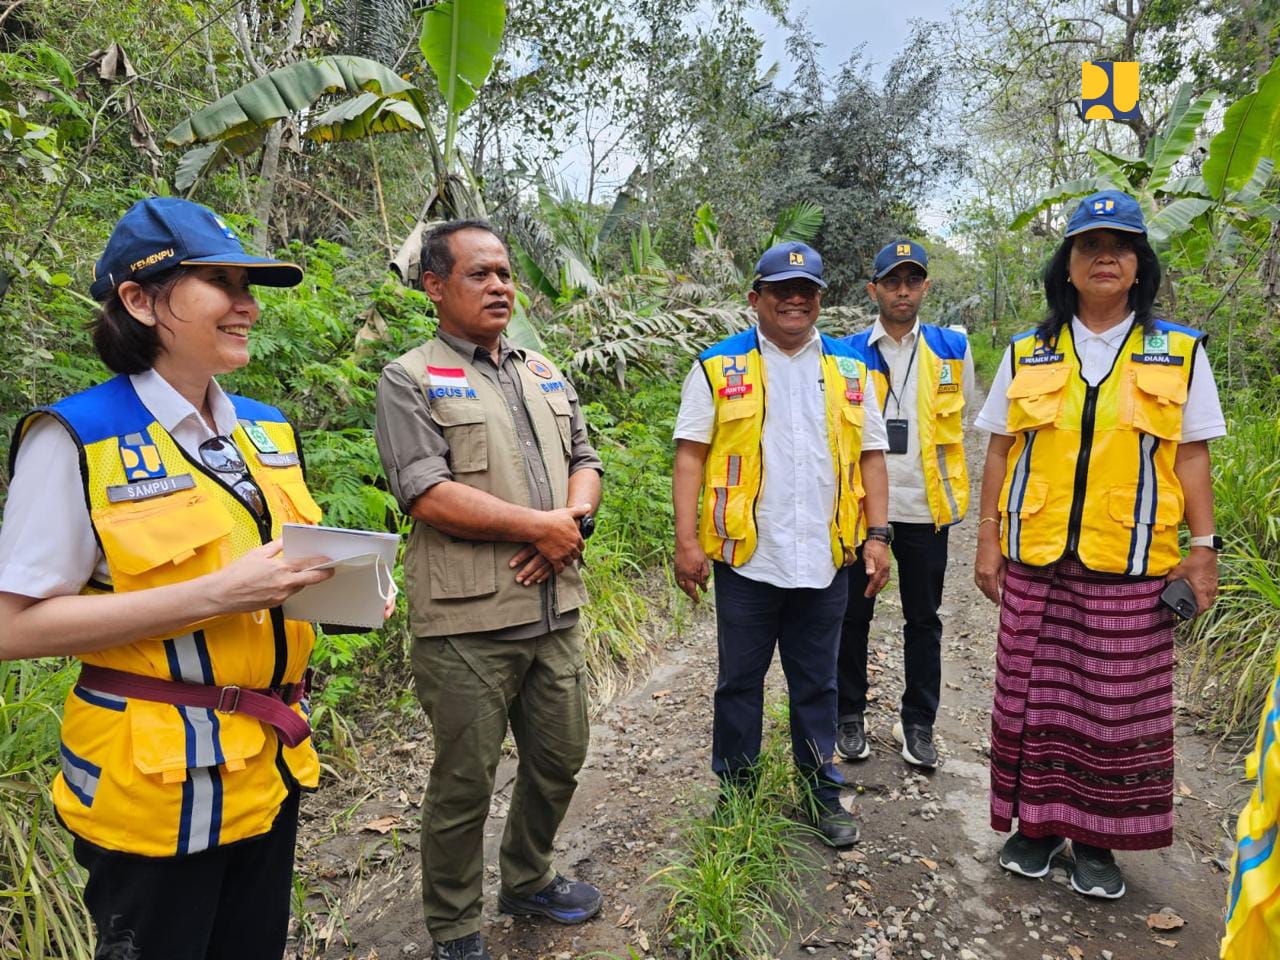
[971,190,1225,898]
[0,197,362,958]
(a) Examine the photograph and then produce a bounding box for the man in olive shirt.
[375,220,603,960]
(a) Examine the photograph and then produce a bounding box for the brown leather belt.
[78,664,312,748]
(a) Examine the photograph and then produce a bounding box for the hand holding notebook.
[281,523,400,630]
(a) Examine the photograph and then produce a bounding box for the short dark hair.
[90,267,186,375]
[419,219,506,282]
[1038,232,1163,341]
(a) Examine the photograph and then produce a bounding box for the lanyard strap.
[875,334,920,417]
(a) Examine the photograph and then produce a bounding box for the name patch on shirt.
[256,451,301,467]
[1130,353,1185,366]
[719,383,753,399]
[426,365,478,400]
[540,381,565,393]
[1019,353,1065,365]
[106,473,195,503]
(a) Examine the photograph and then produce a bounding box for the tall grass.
[652,702,819,959]
[0,660,92,960]
[1184,399,1280,732]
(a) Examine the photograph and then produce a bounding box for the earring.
[1066,275,1073,284]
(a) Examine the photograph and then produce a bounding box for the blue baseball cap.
[1064,190,1146,238]
[90,197,303,301]
[872,240,928,280]
[753,241,826,288]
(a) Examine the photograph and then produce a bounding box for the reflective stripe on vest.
[696,328,868,568]
[999,319,1200,576]
[10,375,323,857]
[846,324,970,528]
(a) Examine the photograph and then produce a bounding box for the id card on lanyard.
[876,335,919,455]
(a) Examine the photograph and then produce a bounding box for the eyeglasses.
[759,279,821,300]
[876,274,926,292]
[198,435,266,518]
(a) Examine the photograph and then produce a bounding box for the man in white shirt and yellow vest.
[672,241,891,846]
[837,241,975,769]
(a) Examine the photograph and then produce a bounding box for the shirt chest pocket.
[543,390,574,456]
[431,401,488,474]
[1123,364,1187,440]
[93,491,234,593]
[1006,365,1070,433]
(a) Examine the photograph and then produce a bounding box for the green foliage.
[653,701,818,960]
[1185,396,1280,731]
[0,660,92,959]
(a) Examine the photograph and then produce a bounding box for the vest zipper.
[1065,384,1099,556]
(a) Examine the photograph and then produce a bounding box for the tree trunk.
[248,0,304,252]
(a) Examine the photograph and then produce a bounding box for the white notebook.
[281,523,400,630]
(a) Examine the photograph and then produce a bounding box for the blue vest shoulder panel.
[920,324,968,360]
[1153,318,1204,341]
[228,394,287,424]
[699,327,759,363]
[49,375,155,447]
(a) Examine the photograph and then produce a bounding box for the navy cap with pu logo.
[1064,189,1147,238]
[90,197,303,301]
[753,241,827,288]
[872,240,929,281]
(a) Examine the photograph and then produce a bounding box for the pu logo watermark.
[789,251,805,265]
[1080,61,1140,122]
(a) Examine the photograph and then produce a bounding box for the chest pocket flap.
[717,399,759,422]
[544,390,574,454]
[430,401,488,474]
[273,478,324,525]
[1006,365,1070,431]
[1128,364,1188,440]
[94,492,233,592]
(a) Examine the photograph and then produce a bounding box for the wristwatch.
[866,525,893,545]
[1188,534,1223,551]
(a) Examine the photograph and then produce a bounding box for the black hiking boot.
[498,873,603,924]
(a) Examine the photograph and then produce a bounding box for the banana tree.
[1012,62,1280,264]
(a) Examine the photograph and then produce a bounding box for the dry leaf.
[1067,948,1084,960]
[362,815,402,834]
[857,879,873,892]
[1155,937,1179,947]
[919,856,938,870]
[1147,910,1186,931]
[825,881,838,891]
[635,928,650,952]
[651,690,671,699]
[616,904,633,927]
[1178,781,1194,797]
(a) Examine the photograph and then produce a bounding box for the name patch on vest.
[426,365,478,400]
[937,383,960,393]
[540,381,565,393]
[1130,353,1185,366]
[256,451,301,467]
[719,383,753,398]
[106,473,196,503]
[1019,353,1065,365]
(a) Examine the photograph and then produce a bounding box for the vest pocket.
[128,699,266,780]
[1006,365,1069,432]
[431,402,488,473]
[1000,475,1049,517]
[544,390,574,455]
[424,529,498,599]
[1125,365,1187,440]
[270,477,324,525]
[933,388,965,445]
[93,492,233,592]
[1108,483,1183,530]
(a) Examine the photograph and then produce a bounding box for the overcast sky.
[745,0,960,87]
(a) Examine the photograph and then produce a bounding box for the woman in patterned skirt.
[972,190,1225,899]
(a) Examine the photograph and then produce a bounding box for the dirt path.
[296,427,1250,960]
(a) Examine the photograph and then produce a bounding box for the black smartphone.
[1160,578,1198,620]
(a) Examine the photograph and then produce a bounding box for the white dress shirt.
[0,370,243,598]
[674,327,889,590]
[974,314,1226,442]
[861,318,976,524]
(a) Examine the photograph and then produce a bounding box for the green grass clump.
[1184,397,1280,732]
[652,701,819,959]
[0,659,92,960]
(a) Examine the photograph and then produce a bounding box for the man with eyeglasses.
[374,220,604,960]
[671,240,891,846]
[835,240,975,770]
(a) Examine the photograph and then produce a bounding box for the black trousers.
[72,789,299,960]
[711,561,847,807]
[839,522,949,727]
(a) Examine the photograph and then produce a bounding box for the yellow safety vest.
[845,324,969,528]
[1221,648,1280,960]
[10,375,324,857]
[999,319,1201,576]
[697,328,868,568]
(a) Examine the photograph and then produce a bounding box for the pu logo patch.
[214,215,239,241]
[722,355,748,377]
[525,359,554,379]
[896,243,912,256]
[118,433,165,480]
[789,251,805,265]
[1080,61,1140,123]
